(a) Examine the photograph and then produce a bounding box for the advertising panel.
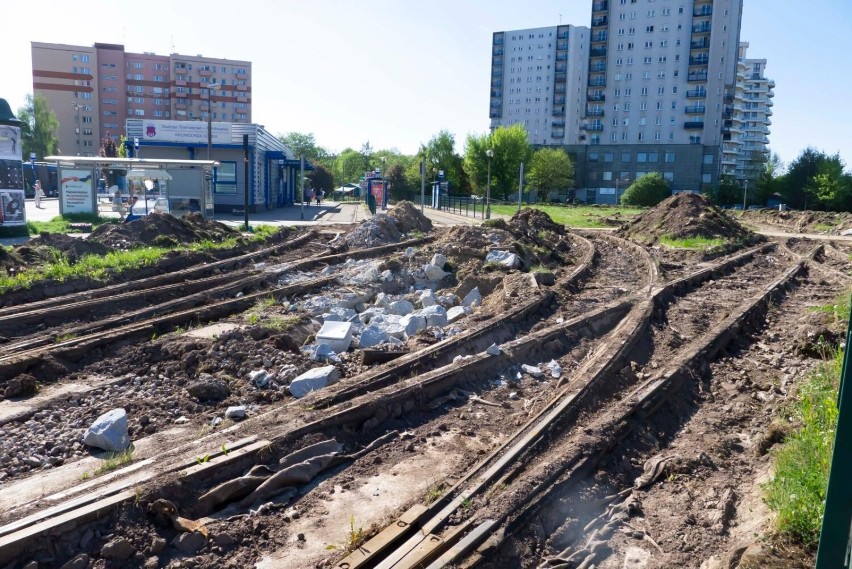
[141,120,232,144]
[370,180,385,206]
[0,124,25,226]
[60,169,95,214]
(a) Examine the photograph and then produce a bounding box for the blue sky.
[3,0,850,169]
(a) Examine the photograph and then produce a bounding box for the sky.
[2,0,851,169]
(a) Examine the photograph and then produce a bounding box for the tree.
[806,156,851,212]
[753,150,783,206]
[709,174,742,207]
[17,94,59,160]
[462,124,532,201]
[620,172,670,206]
[99,133,121,186]
[419,130,463,193]
[308,164,334,193]
[337,147,368,185]
[526,147,574,199]
[386,163,409,201]
[782,147,829,209]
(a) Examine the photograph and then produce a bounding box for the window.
[213,162,238,194]
[612,118,620,126]
[641,87,648,95]
[643,57,652,64]
[703,154,714,165]
[624,102,631,111]
[589,152,599,162]
[604,152,614,162]
[658,56,667,63]
[657,86,665,94]
[663,171,673,181]
[134,109,145,116]
[662,8,670,15]
[621,153,631,162]
[603,171,613,181]
[640,101,647,110]
[702,173,712,183]
[644,41,653,48]
[639,117,646,125]
[645,26,654,32]
[637,153,647,163]
[665,152,675,163]
[656,101,663,110]
[655,116,662,125]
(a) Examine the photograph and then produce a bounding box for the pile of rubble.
[344,201,432,248]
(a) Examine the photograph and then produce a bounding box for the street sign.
[29,152,36,162]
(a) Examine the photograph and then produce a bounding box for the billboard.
[60,169,95,214]
[141,120,232,144]
[0,125,25,226]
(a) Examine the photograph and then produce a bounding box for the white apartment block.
[721,42,774,182]
[583,0,742,146]
[490,25,590,146]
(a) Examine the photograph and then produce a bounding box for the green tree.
[386,163,409,201]
[621,172,670,206]
[807,157,852,212]
[463,124,532,201]
[308,164,334,193]
[17,94,59,160]
[753,150,783,206]
[709,174,743,207]
[526,147,574,200]
[419,130,463,193]
[337,147,368,185]
[782,147,829,209]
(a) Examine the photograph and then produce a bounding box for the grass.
[658,235,728,249]
[263,315,300,332]
[530,264,552,274]
[28,213,113,235]
[93,448,134,476]
[763,293,849,547]
[423,482,446,506]
[489,204,644,228]
[345,515,367,552]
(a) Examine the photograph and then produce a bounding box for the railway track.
[0,238,812,568]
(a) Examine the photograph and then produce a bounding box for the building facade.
[721,42,774,183]
[32,42,251,157]
[489,25,590,146]
[490,0,771,200]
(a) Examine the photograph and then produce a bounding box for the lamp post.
[381,156,387,210]
[485,148,494,219]
[206,83,221,160]
[742,178,749,211]
[71,102,82,156]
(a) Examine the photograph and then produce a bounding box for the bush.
[620,172,670,207]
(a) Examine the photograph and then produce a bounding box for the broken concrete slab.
[400,314,427,337]
[358,306,387,325]
[416,305,448,327]
[438,294,459,307]
[321,307,357,323]
[521,364,545,379]
[316,321,354,353]
[462,287,482,307]
[370,314,407,339]
[423,263,449,281]
[289,366,341,399]
[486,249,521,269]
[388,300,415,316]
[83,408,131,452]
[447,306,470,323]
[225,406,247,420]
[419,289,439,308]
[431,253,447,269]
[359,325,389,348]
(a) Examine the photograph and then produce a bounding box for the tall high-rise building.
[489,1,772,201]
[721,42,774,183]
[489,25,590,146]
[31,42,252,157]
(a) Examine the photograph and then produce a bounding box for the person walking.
[34,180,45,208]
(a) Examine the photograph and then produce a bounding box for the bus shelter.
[44,156,217,219]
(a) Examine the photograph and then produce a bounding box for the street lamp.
[71,102,83,156]
[381,156,387,210]
[206,83,221,160]
[485,149,494,219]
[742,178,749,210]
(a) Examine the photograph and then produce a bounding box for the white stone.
[416,305,448,327]
[486,250,521,269]
[405,246,417,257]
[289,366,341,398]
[381,269,394,282]
[447,306,469,323]
[321,307,357,323]
[388,300,415,316]
[546,359,563,378]
[438,294,459,307]
[225,406,247,419]
[249,369,271,388]
[374,292,391,307]
[372,314,407,339]
[359,325,389,348]
[386,336,405,346]
[419,289,438,308]
[401,314,427,337]
[462,287,482,307]
[486,343,501,356]
[83,408,131,452]
[316,321,354,353]
[423,263,449,281]
[311,343,340,362]
[521,364,545,379]
[430,253,447,269]
[358,307,386,324]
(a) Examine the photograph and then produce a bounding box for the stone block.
[289,366,341,398]
[83,408,131,452]
[316,321,354,353]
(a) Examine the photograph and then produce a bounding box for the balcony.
[589,63,606,72]
[491,80,503,88]
[492,70,503,78]
[592,1,608,12]
[587,94,605,102]
[489,111,501,119]
[691,23,711,34]
[592,16,608,27]
[552,108,566,116]
[555,64,567,73]
[237,96,248,103]
[557,32,570,39]
[493,48,504,56]
[582,123,604,131]
[684,121,704,129]
[236,85,248,91]
[554,85,566,94]
[592,32,608,42]
[555,73,567,83]
[693,6,713,16]
[554,97,566,105]
[493,57,504,66]
[687,72,708,82]
[689,55,709,66]
[199,69,212,77]
[589,78,606,87]
[551,120,566,128]
[690,38,710,50]
[685,105,706,114]
[587,108,605,116]
[686,88,707,98]
[556,54,568,61]
[590,47,607,57]
[551,130,566,138]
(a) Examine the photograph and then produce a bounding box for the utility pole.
[742,178,748,210]
[517,162,524,213]
[420,159,425,214]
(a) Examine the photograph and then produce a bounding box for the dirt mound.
[388,201,433,234]
[0,246,25,273]
[508,209,572,255]
[620,193,755,245]
[344,214,403,248]
[433,225,515,265]
[89,212,241,249]
[15,232,111,264]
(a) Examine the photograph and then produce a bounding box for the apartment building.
[490,1,767,200]
[489,25,590,146]
[721,42,774,182]
[31,42,251,157]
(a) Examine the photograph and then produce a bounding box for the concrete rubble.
[486,249,521,269]
[83,408,131,452]
[289,366,341,398]
[462,287,482,307]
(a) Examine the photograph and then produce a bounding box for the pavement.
[0,198,487,247]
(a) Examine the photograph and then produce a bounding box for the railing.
[689,56,709,65]
[693,7,713,16]
[554,97,566,105]
[556,54,568,61]
[493,48,504,56]
[691,39,710,49]
[590,48,607,57]
[590,63,606,72]
[592,17,608,27]
[557,42,569,50]
[587,94,606,102]
[592,33,608,42]
[692,23,711,33]
[684,121,705,129]
[688,72,708,82]
[554,85,567,94]
[592,1,608,12]
[685,106,706,114]
[589,79,606,86]
[587,108,605,116]
[686,89,707,98]
[551,121,566,128]
[551,130,566,138]
[583,123,604,131]
[552,109,566,116]
[555,65,568,73]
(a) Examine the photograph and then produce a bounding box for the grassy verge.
[764,292,850,547]
[28,213,115,235]
[658,235,728,249]
[489,204,643,228]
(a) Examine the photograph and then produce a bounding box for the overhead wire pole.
[299,155,305,220]
[517,162,524,213]
[420,159,425,214]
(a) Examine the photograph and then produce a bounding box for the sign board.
[599,188,616,195]
[370,180,385,208]
[141,120,232,144]
[0,125,26,226]
[60,168,95,214]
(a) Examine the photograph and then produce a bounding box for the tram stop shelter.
[45,156,217,219]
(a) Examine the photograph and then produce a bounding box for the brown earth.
[89,212,242,249]
[741,209,852,235]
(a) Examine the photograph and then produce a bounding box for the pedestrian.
[124,196,141,223]
[315,189,321,206]
[34,180,45,208]
[112,190,126,220]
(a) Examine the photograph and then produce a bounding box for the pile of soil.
[388,201,433,234]
[15,232,111,265]
[620,193,756,245]
[741,209,852,235]
[432,225,515,266]
[89,212,241,249]
[508,209,572,256]
[0,246,25,273]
